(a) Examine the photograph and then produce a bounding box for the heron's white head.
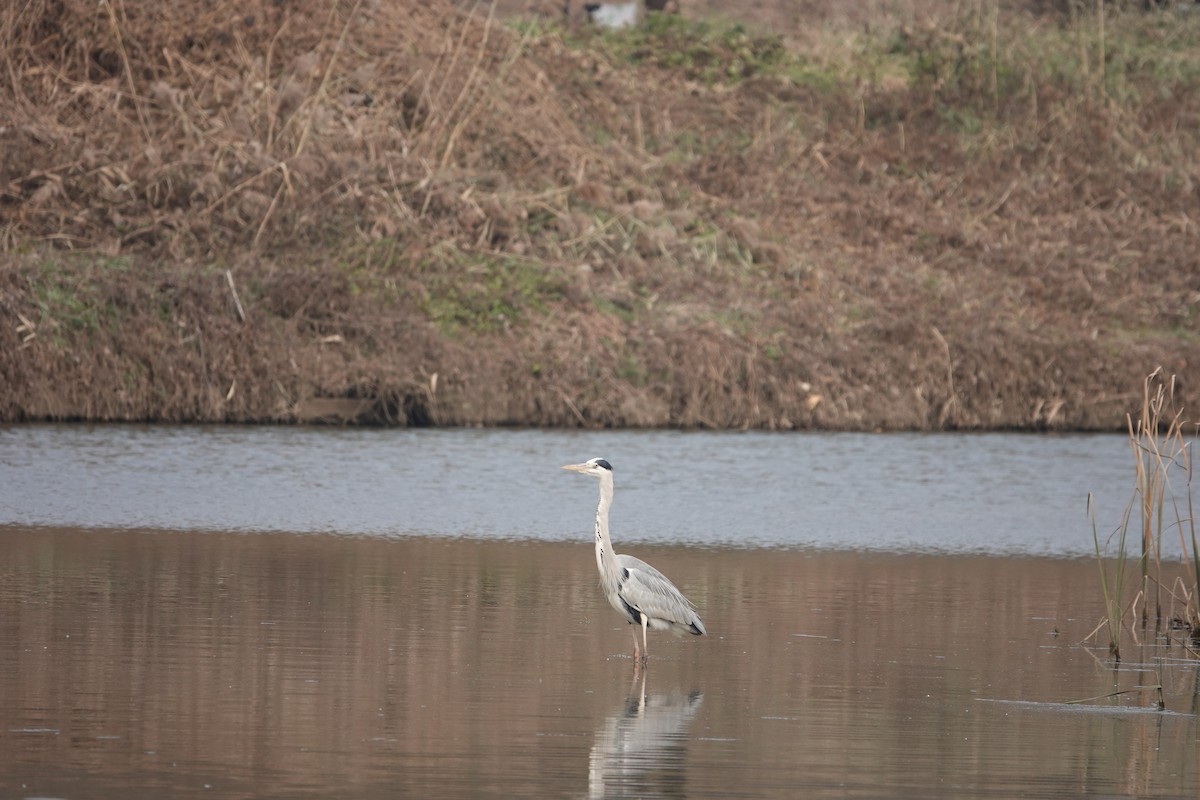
[562,457,613,478]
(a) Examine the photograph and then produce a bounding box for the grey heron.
[563,458,706,661]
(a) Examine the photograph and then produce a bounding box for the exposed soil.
[1,0,1197,429]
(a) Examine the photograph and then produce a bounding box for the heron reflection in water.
[562,458,706,662]
[589,669,704,799]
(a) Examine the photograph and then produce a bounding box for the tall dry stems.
[1090,491,1133,660]
[1092,368,1198,660]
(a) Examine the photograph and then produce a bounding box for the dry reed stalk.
[293,0,363,158]
[433,7,537,172]
[426,2,481,117]
[1094,369,1198,659]
[100,0,151,141]
[435,5,497,168]
[1090,490,1133,659]
[1130,369,1192,629]
[1184,443,1199,634]
[224,270,247,323]
[252,164,293,249]
[262,16,291,149]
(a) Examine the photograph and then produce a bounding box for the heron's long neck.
[594,474,621,582]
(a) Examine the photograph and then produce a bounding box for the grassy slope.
[1,0,1197,428]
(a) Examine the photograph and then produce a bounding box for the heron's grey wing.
[615,554,706,635]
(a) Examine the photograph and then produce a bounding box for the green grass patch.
[30,255,131,342]
[616,354,647,386]
[593,296,639,324]
[571,13,790,86]
[1110,314,1200,347]
[417,246,565,334]
[335,237,410,302]
[887,8,1200,122]
[706,307,758,336]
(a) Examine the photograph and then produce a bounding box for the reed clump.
[1092,368,1198,661]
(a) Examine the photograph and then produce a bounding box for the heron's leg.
[640,615,650,663]
[630,626,641,661]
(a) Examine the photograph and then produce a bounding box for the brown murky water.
[3,526,1198,799]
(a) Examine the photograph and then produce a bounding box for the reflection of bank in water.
[588,671,704,799]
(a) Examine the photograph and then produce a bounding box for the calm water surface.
[0,426,1143,555]
[1,426,1197,799]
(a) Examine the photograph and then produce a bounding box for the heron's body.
[564,458,706,660]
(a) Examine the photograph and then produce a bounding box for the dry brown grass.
[0,0,1197,427]
[0,0,606,257]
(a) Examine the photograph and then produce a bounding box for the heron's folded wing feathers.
[615,554,705,634]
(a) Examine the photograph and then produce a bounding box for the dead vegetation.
[0,0,1197,427]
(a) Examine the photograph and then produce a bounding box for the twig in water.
[1082,616,1108,644]
[1129,588,1144,646]
[1065,685,1165,710]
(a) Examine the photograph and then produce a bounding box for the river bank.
[2,0,1196,428]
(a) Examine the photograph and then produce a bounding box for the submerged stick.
[1065,685,1165,710]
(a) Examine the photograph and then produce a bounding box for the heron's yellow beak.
[562,463,587,472]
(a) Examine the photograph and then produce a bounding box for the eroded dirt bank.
[1,0,1196,428]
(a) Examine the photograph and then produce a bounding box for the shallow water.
[1,426,1197,798]
[2,528,1198,799]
